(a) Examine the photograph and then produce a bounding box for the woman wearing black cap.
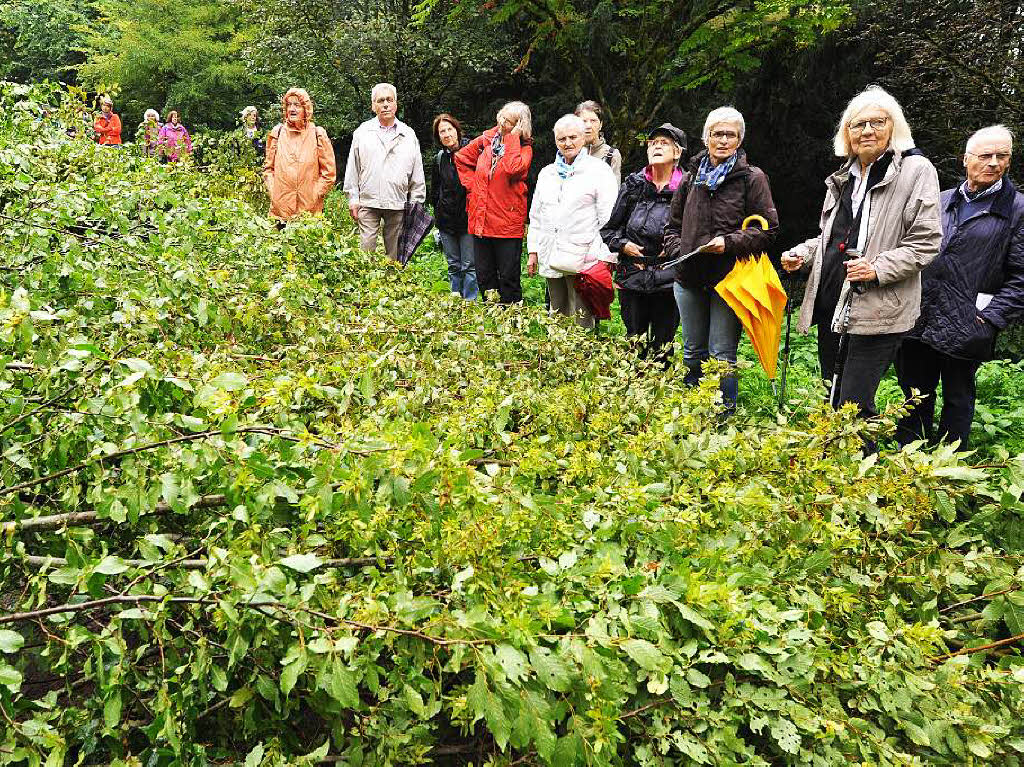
[601,123,687,358]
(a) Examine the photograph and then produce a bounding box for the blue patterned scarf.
[488,131,505,178]
[555,151,579,179]
[694,152,737,191]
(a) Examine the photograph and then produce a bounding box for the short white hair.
[241,105,258,119]
[834,85,915,158]
[966,124,1014,153]
[553,114,586,137]
[371,83,397,103]
[498,101,532,140]
[703,107,745,145]
[144,108,159,121]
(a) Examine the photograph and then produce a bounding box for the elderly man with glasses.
[893,125,1024,448]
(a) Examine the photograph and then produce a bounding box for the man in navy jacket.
[896,125,1024,448]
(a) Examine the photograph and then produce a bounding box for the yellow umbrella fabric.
[714,215,787,378]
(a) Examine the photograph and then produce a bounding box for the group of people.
[93,96,195,162]
[95,80,1021,451]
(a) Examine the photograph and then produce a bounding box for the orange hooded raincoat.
[262,89,337,220]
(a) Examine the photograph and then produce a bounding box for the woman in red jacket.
[455,101,533,304]
[93,96,122,146]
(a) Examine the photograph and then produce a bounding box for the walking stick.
[829,279,865,409]
[777,273,795,411]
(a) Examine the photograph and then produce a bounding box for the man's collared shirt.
[960,177,1003,203]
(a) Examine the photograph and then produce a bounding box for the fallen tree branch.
[931,632,1024,662]
[17,554,389,570]
[1,493,228,533]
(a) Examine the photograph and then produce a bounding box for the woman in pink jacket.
[157,111,193,162]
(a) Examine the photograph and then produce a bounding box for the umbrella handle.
[742,214,769,231]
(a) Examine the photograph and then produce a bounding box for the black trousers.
[619,289,679,359]
[473,236,522,304]
[894,338,981,448]
[817,324,903,419]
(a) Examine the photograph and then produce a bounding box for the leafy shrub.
[3,83,1024,766]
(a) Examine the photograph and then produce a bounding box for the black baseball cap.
[647,123,687,154]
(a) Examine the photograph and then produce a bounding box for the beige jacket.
[343,118,426,211]
[263,122,337,220]
[786,151,941,335]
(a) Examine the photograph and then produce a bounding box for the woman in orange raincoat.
[93,96,122,145]
[262,88,337,221]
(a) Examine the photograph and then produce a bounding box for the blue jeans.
[674,283,742,407]
[438,230,478,299]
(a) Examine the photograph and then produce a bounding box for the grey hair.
[702,107,745,145]
[498,101,533,140]
[553,114,586,137]
[834,85,914,158]
[100,95,113,106]
[371,83,397,103]
[144,108,159,121]
[966,124,1014,153]
[241,105,258,119]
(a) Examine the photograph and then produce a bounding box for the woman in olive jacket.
[663,107,778,410]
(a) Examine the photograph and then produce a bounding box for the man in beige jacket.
[343,83,426,260]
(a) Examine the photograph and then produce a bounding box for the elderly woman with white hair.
[137,109,161,156]
[782,85,941,431]
[663,106,778,411]
[456,101,534,303]
[526,113,618,328]
[241,106,265,156]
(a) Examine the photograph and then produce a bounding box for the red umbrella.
[574,260,614,321]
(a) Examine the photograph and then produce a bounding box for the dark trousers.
[894,338,980,448]
[619,289,679,359]
[473,236,522,304]
[817,324,903,419]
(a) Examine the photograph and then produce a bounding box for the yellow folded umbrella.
[714,215,787,378]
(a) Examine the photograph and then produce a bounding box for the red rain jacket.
[575,261,614,321]
[455,128,532,239]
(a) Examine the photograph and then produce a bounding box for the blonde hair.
[702,107,745,145]
[833,86,914,158]
[498,101,532,140]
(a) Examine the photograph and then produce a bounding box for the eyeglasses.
[967,151,1011,163]
[710,130,739,141]
[848,117,889,135]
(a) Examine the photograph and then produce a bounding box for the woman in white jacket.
[527,114,619,328]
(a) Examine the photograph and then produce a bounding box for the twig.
[931,632,1024,662]
[17,555,390,570]
[618,697,673,720]
[940,584,1020,613]
[1,493,228,533]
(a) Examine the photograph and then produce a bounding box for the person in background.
[894,125,1024,448]
[527,113,618,328]
[137,109,161,156]
[430,113,477,299]
[262,87,337,221]
[93,96,122,145]
[241,106,265,156]
[576,100,622,186]
[157,111,193,162]
[456,101,533,304]
[601,123,687,358]
[344,83,426,261]
[664,106,778,412]
[781,86,941,435]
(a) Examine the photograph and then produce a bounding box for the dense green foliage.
[4,82,1024,766]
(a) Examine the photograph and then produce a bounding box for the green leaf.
[771,717,801,754]
[328,660,359,708]
[621,638,665,671]
[103,691,122,730]
[686,667,711,688]
[280,647,308,696]
[94,556,129,575]
[530,648,572,692]
[278,554,323,573]
[495,644,528,683]
[0,630,25,653]
[211,371,248,391]
[244,743,265,767]
[0,662,23,690]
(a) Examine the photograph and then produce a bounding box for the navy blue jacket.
[429,139,470,234]
[909,178,1024,359]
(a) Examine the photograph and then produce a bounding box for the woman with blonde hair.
[781,85,941,431]
[456,101,534,303]
[262,88,337,221]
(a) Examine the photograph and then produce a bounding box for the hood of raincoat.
[282,88,314,127]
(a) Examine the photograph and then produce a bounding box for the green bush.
[3,83,1024,766]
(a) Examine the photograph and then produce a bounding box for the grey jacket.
[786,151,942,335]
[343,118,426,211]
